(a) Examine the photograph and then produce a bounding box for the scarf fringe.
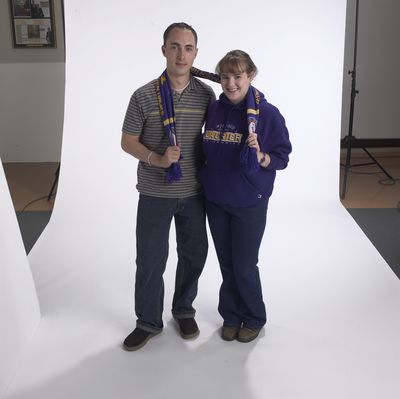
[167,163,183,183]
[240,146,260,173]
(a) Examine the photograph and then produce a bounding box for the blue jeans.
[135,194,208,333]
[206,199,268,329]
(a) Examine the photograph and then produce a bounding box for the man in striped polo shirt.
[121,22,215,351]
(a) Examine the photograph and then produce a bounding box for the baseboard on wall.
[341,137,400,148]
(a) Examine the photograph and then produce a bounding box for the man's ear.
[161,45,166,56]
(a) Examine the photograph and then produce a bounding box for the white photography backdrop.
[3,1,400,398]
[0,159,40,399]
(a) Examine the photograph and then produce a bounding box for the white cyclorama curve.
[4,1,400,398]
[0,160,40,398]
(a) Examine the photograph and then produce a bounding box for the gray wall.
[0,0,65,162]
[0,0,399,162]
[341,0,400,139]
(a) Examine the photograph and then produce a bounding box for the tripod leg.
[341,165,349,199]
[48,163,60,201]
[341,137,353,199]
[362,148,395,180]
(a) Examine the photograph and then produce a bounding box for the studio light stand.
[340,0,394,199]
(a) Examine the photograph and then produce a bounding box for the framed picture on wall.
[9,0,56,48]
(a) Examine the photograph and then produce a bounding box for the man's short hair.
[163,22,198,46]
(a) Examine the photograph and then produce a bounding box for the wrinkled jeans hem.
[172,310,196,320]
[136,321,163,334]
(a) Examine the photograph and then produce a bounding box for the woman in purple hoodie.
[199,50,292,343]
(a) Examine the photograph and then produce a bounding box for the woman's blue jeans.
[134,194,208,333]
[206,199,268,329]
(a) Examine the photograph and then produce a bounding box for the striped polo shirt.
[122,76,215,198]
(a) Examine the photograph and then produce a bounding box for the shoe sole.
[221,334,237,341]
[122,333,156,351]
[236,331,260,343]
[180,329,200,340]
[221,328,240,341]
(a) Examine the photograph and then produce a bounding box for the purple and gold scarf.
[240,86,263,173]
[156,68,219,183]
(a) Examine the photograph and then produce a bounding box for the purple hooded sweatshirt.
[199,91,292,207]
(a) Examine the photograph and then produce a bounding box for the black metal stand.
[340,0,394,199]
[48,163,60,201]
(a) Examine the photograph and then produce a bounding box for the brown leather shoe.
[221,325,240,341]
[237,327,261,343]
